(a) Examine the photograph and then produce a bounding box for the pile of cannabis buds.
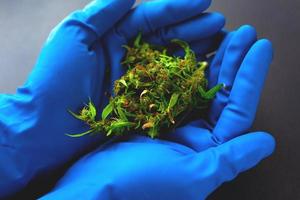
[68,33,223,138]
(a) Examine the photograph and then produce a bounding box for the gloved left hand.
[0,0,225,198]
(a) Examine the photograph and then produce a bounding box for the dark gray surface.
[0,1,299,199]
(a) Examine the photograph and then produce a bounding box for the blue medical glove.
[0,0,225,198]
[40,25,275,200]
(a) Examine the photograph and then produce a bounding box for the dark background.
[0,0,299,199]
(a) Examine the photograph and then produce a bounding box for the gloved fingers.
[218,25,257,88]
[188,132,275,197]
[143,12,225,46]
[213,39,273,142]
[116,0,212,40]
[59,0,135,46]
[102,34,128,93]
[207,31,235,89]
[208,25,257,128]
[161,123,218,152]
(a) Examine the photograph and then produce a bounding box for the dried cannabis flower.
[68,33,223,138]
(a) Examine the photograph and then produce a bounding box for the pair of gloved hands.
[0,0,275,199]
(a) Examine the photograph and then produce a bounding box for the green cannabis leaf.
[101,102,114,120]
[68,33,223,138]
[167,93,180,112]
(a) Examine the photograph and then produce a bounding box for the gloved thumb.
[52,0,135,46]
[189,132,275,198]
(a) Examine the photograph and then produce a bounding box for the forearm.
[0,93,33,198]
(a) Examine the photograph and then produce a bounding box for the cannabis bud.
[68,33,223,138]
